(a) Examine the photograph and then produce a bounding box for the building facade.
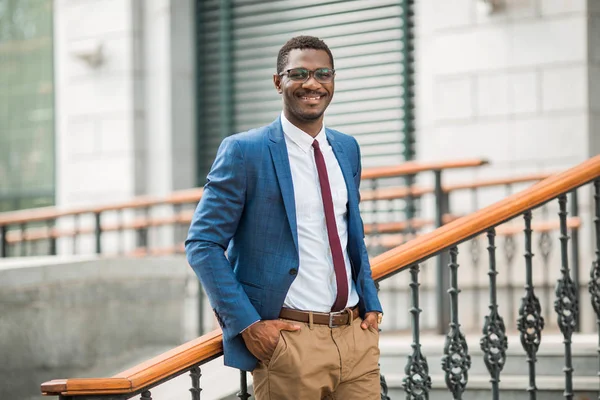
[1,0,598,210]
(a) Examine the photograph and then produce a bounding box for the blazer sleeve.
[185,136,261,340]
[353,137,383,314]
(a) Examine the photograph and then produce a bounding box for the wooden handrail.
[360,158,488,180]
[39,156,599,396]
[2,159,486,227]
[370,155,600,280]
[42,330,223,396]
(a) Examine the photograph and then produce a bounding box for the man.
[186,35,383,399]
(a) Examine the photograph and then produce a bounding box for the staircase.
[380,333,598,399]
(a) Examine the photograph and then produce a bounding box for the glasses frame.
[278,68,336,84]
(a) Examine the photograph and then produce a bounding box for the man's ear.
[273,74,283,94]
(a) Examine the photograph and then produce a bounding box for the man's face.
[274,49,335,124]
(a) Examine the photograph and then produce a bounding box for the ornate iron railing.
[38,155,600,399]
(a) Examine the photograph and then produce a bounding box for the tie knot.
[312,139,320,150]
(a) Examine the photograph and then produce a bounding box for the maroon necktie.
[312,139,348,312]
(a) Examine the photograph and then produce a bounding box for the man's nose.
[302,75,322,90]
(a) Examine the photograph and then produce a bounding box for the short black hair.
[276,36,334,74]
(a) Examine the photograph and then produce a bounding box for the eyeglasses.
[278,68,336,83]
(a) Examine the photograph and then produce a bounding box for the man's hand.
[241,320,301,362]
[361,312,380,331]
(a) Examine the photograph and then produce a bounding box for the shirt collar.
[281,112,327,153]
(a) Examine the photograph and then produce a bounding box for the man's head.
[274,36,335,131]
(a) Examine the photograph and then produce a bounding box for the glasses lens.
[315,68,334,82]
[287,68,309,81]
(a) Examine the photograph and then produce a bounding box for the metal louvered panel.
[196,0,412,178]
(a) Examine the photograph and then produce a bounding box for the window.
[0,0,55,212]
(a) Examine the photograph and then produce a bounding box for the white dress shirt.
[281,113,359,312]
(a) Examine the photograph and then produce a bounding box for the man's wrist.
[240,319,260,336]
[366,311,383,324]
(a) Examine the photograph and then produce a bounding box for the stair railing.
[40,155,600,399]
[0,159,487,259]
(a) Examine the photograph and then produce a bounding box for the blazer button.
[289,268,298,275]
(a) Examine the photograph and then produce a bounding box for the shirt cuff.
[240,319,261,334]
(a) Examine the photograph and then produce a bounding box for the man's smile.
[297,92,327,104]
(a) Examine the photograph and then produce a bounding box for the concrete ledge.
[0,255,194,399]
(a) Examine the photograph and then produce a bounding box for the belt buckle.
[328,312,336,328]
[328,310,346,328]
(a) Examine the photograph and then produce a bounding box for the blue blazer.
[185,117,383,371]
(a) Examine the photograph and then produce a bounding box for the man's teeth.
[302,95,321,100]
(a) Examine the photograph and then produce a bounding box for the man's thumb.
[279,320,301,331]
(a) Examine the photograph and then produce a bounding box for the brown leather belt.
[279,307,359,328]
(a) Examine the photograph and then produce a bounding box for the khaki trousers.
[252,316,381,400]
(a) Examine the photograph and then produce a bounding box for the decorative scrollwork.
[518,211,544,362]
[442,326,471,397]
[403,264,431,399]
[442,247,471,398]
[554,274,578,337]
[518,292,544,356]
[480,229,508,387]
[480,311,508,381]
[555,195,579,339]
[590,261,600,318]
[590,180,600,320]
[403,345,432,400]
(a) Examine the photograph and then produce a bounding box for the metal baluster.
[470,188,481,331]
[442,246,471,399]
[380,371,391,400]
[517,211,544,400]
[480,228,508,400]
[190,366,202,400]
[21,223,27,256]
[1,225,7,258]
[48,218,56,256]
[554,194,578,400]
[138,206,149,254]
[404,174,417,331]
[140,390,152,399]
[403,263,432,399]
[504,234,516,329]
[94,212,102,254]
[470,236,481,330]
[435,169,451,334]
[174,203,183,251]
[373,279,391,400]
[72,214,79,255]
[538,231,553,325]
[237,370,250,399]
[570,189,580,332]
[369,178,383,256]
[588,180,600,400]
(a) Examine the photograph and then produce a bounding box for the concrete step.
[380,333,600,398]
[385,374,598,400]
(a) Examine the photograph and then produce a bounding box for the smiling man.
[186,36,383,400]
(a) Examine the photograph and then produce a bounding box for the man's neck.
[283,112,323,138]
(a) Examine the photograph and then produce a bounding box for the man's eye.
[289,70,307,79]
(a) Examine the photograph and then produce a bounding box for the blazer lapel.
[268,118,299,252]
[326,129,358,208]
